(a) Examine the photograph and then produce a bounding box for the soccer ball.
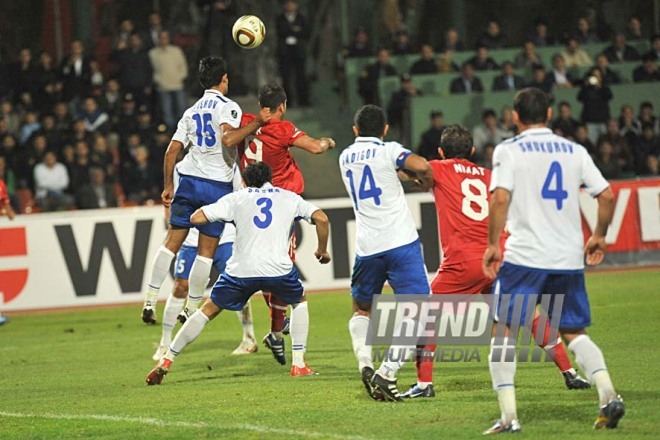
[232,15,266,49]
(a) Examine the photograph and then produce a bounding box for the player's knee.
[172,279,189,298]
[201,300,222,320]
[353,299,371,315]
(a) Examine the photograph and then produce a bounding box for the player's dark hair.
[354,105,386,137]
[258,84,287,110]
[440,124,473,159]
[513,87,549,125]
[198,56,227,89]
[242,162,273,188]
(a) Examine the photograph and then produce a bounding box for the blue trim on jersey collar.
[519,127,553,136]
[205,89,228,103]
[355,136,384,145]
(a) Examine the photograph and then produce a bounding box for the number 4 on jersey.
[542,161,568,210]
[346,165,382,211]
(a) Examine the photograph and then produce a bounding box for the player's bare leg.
[485,323,521,434]
[289,298,317,376]
[147,299,223,385]
[142,227,188,324]
[178,233,219,322]
[232,300,258,355]
[152,278,187,360]
[562,329,624,429]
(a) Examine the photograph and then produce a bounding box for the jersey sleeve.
[172,113,191,145]
[0,180,8,204]
[286,122,307,145]
[219,101,242,128]
[201,193,237,223]
[489,145,516,192]
[429,160,443,188]
[241,113,256,127]
[294,194,319,224]
[580,149,610,197]
[386,142,413,169]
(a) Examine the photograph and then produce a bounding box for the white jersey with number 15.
[339,136,419,257]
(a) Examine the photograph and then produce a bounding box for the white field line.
[0,411,372,440]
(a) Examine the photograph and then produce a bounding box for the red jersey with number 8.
[430,158,490,268]
[239,114,307,194]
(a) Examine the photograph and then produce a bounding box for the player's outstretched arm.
[162,140,184,207]
[292,136,336,154]
[483,188,510,279]
[402,154,434,192]
[311,209,331,264]
[190,209,210,225]
[221,107,271,148]
[585,187,615,266]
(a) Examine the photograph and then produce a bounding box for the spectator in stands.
[418,111,444,160]
[69,119,94,147]
[149,30,188,129]
[1,136,19,184]
[387,74,421,137]
[602,32,640,63]
[276,0,310,107]
[575,124,596,155]
[345,27,373,58]
[492,61,525,91]
[646,34,660,60]
[560,36,593,68]
[527,64,553,94]
[391,30,415,55]
[113,32,153,104]
[34,51,61,110]
[17,91,35,114]
[8,48,38,100]
[574,17,599,44]
[625,16,644,42]
[599,118,634,172]
[593,139,621,179]
[90,134,115,178]
[633,123,660,173]
[20,111,41,144]
[69,140,92,190]
[150,123,169,183]
[89,60,104,96]
[358,48,397,105]
[39,114,63,150]
[595,54,621,85]
[638,102,658,133]
[0,155,18,211]
[578,67,613,142]
[34,151,73,211]
[472,109,511,155]
[0,100,20,135]
[551,101,580,138]
[475,20,508,49]
[410,44,437,75]
[467,46,499,71]
[442,28,465,52]
[199,0,238,62]
[499,105,517,134]
[116,19,135,46]
[53,102,73,133]
[116,93,139,139]
[437,51,459,73]
[642,154,659,176]
[529,18,555,47]
[135,105,156,146]
[99,79,122,118]
[124,133,144,163]
[478,143,495,169]
[143,12,164,49]
[76,167,117,209]
[450,62,484,94]
[548,54,574,89]
[514,41,543,70]
[618,104,642,140]
[60,40,92,104]
[633,54,660,83]
[122,145,160,204]
[80,97,110,134]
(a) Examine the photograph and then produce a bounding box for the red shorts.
[430,260,492,295]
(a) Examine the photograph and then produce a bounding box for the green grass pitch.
[1,269,659,439]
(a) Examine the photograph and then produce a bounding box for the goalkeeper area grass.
[0,269,658,439]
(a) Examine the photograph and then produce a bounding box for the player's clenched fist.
[161,186,174,207]
[315,250,331,264]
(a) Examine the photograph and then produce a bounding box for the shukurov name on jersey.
[341,148,378,165]
[517,140,575,154]
[453,163,486,176]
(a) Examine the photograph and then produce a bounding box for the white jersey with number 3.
[172,89,242,182]
[339,136,419,257]
[201,183,319,278]
[490,127,610,270]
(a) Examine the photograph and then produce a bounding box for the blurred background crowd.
[0,0,658,212]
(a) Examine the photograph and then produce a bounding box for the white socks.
[185,256,213,312]
[145,246,175,305]
[236,301,255,342]
[568,334,616,405]
[290,302,309,368]
[165,310,210,361]
[489,337,518,424]
[349,315,373,372]
[377,318,416,379]
[159,295,186,347]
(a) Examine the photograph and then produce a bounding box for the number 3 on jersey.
[346,165,382,211]
[541,161,568,210]
[253,197,273,229]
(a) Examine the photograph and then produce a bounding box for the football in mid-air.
[232,15,266,49]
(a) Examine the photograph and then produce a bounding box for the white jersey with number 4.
[490,127,609,270]
[172,89,242,183]
[201,183,319,278]
[339,136,418,257]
